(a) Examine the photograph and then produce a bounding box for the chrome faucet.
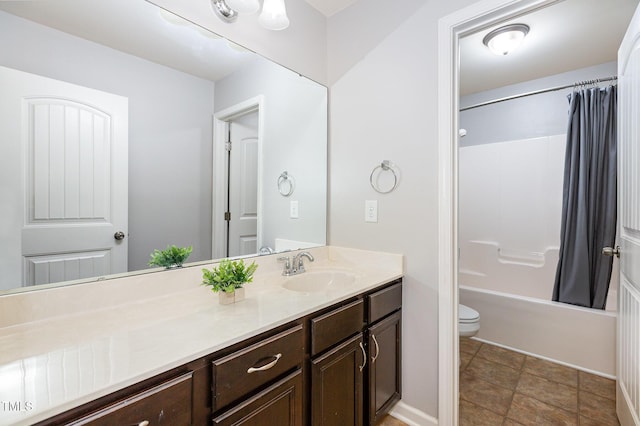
[293,252,314,273]
[278,251,315,276]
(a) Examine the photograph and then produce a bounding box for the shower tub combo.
[459,240,617,378]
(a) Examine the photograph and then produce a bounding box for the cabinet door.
[311,333,365,426]
[212,370,303,426]
[367,311,401,425]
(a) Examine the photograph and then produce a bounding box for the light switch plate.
[290,200,299,219]
[365,200,378,223]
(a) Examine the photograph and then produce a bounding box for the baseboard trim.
[389,401,438,426]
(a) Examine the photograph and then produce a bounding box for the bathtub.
[459,241,617,377]
[460,285,616,377]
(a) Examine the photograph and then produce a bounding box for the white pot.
[218,287,245,305]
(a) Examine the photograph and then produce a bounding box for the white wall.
[328,0,478,419]
[148,0,327,85]
[459,62,617,146]
[214,57,328,251]
[0,11,215,273]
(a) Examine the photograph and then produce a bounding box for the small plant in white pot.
[148,245,193,269]
[201,259,258,305]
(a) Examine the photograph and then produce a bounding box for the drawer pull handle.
[247,353,282,373]
[371,334,380,363]
[138,421,150,426]
[358,342,367,372]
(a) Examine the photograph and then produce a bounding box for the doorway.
[438,0,597,423]
[225,111,259,257]
[212,96,264,259]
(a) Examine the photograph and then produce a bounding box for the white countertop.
[0,246,403,425]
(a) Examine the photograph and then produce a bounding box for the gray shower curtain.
[552,85,617,310]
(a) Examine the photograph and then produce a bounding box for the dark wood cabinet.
[367,311,402,425]
[311,334,365,426]
[211,324,304,412]
[309,279,402,426]
[41,279,402,426]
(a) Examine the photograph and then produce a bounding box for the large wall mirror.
[0,0,327,294]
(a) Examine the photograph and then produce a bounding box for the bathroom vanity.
[0,247,403,426]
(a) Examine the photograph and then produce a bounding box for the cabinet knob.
[138,421,149,426]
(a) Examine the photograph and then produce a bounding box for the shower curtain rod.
[459,76,618,112]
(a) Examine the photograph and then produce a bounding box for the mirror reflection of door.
[0,66,128,288]
[226,111,258,257]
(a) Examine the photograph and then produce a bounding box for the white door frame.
[212,96,264,259]
[437,0,561,423]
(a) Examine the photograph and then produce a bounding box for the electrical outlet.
[365,200,378,223]
[290,200,299,219]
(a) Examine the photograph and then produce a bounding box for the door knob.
[602,246,620,258]
[114,231,126,241]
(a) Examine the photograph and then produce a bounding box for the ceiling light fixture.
[211,0,289,30]
[482,23,530,56]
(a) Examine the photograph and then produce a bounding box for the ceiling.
[0,0,259,82]
[3,0,637,93]
[304,0,358,17]
[460,0,639,95]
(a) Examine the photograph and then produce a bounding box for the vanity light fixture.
[211,0,289,30]
[482,23,530,56]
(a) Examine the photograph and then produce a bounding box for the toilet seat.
[459,304,479,322]
[459,304,480,337]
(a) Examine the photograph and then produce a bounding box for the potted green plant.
[148,245,193,269]
[201,258,258,304]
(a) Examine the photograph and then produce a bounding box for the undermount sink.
[282,271,356,293]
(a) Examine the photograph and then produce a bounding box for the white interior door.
[617,5,640,425]
[227,111,258,257]
[0,66,128,288]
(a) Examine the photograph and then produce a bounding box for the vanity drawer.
[212,324,304,411]
[69,372,193,425]
[311,299,364,356]
[368,281,402,324]
[212,370,303,426]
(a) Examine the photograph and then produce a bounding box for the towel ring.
[277,171,295,197]
[369,160,398,194]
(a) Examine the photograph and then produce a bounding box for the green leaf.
[148,245,193,268]
[201,259,259,293]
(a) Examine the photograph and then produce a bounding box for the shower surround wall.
[458,135,565,300]
[458,63,618,377]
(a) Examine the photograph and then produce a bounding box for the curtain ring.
[278,171,295,196]
[369,160,398,194]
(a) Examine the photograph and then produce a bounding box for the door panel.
[24,250,111,286]
[0,65,128,289]
[29,100,111,223]
[617,4,640,424]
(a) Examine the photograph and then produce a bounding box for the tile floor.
[460,338,619,425]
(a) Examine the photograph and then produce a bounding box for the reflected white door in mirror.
[0,66,128,291]
[228,111,259,257]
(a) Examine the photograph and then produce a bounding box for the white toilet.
[459,304,480,337]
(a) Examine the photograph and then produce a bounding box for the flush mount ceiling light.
[211,0,289,30]
[482,23,530,56]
